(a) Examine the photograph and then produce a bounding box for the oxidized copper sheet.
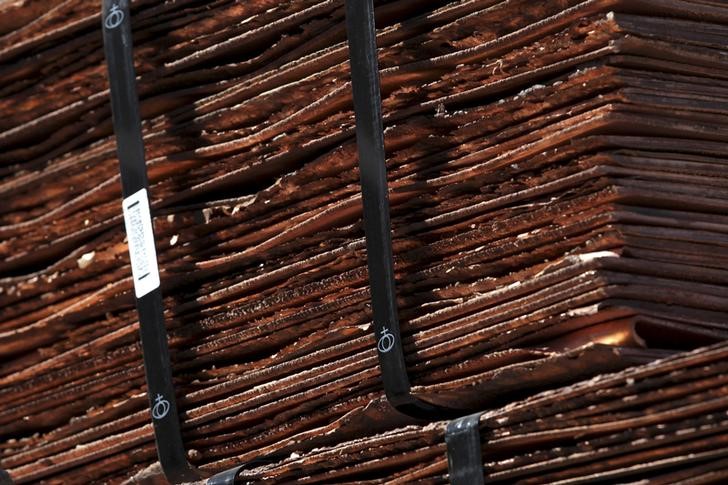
[1,0,728,483]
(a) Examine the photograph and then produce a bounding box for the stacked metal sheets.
[236,342,728,484]
[1,0,727,483]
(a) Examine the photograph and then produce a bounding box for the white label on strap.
[122,188,160,298]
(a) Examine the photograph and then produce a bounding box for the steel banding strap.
[344,0,464,419]
[102,3,290,483]
[101,0,202,482]
[446,413,486,485]
[0,469,13,484]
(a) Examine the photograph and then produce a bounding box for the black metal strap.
[446,413,485,485]
[0,469,13,485]
[344,0,464,419]
[207,452,293,484]
[102,0,202,482]
[207,466,244,485]
[102,3,284,483]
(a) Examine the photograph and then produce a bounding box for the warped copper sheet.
[1,0,728,483]
[233,344,728,483]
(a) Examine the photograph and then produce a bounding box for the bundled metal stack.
[1,0,727,483]
[238,342,728,483]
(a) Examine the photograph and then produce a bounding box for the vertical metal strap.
[344,0,462,419]
[101,1,201,482]
[446,413,486,485]
[102,3,287,483]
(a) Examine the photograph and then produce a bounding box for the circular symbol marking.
[151,394,170,420]
[377,327,396,353]
[104,4,125,30]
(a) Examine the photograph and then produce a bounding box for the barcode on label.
[122,188,160,298]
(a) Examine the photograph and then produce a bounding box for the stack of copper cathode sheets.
[237,343,728,483]
[1,0,727,483]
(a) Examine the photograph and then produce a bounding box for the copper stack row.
[0,0,727,483]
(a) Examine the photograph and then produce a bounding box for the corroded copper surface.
[1,0,728,483]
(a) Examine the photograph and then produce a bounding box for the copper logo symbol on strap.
[104,4,124,30]
[377,327,396,353]
[151,394,171,420]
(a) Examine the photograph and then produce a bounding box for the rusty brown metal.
[1,0,728,483]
